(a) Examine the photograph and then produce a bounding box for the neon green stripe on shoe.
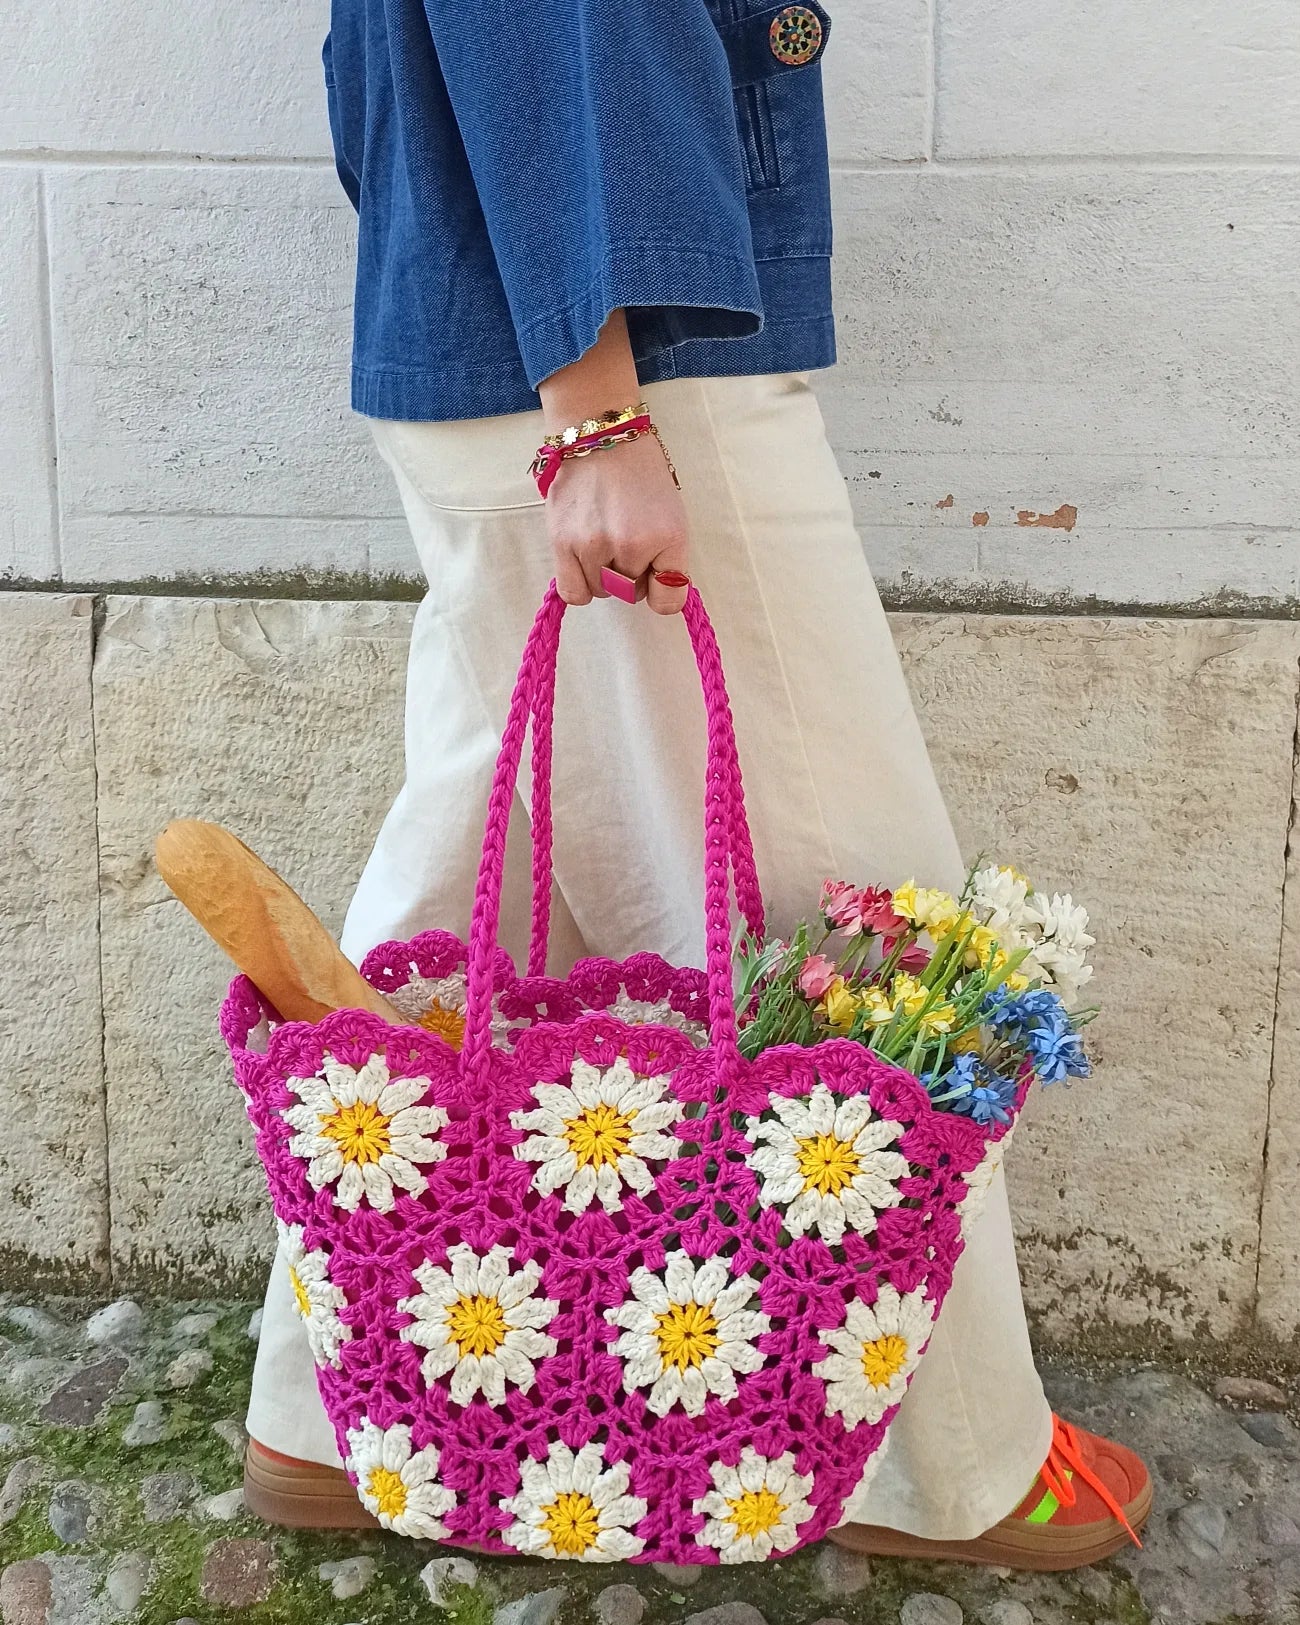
[1025,1468,1074,1524]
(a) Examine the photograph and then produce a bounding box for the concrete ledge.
[2,591,1297,1356]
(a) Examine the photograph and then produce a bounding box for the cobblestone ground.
[0,1297,1296,1625]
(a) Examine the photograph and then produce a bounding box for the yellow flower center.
[726,1486,786,1538]
[861,1332,910,1389]
[563,1102,634,1169]
[366,1465,408,1519]
[320,1099,392,1166]
[795,1132,861,1196]
[445,1292,508,1359]
[289,1264,312,1320]
[418,998,466,1050]
[654,1300,720,1372]
[541,1490,602,1556]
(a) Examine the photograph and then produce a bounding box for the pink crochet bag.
[222,586,1017,1564]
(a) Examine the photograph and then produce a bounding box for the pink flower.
[821,880,910,941]
[820,880,862,928]
[884,937,931,975]
[798,954,839,999]
[857,888,910,939]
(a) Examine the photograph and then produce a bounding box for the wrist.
[538,310,640,433]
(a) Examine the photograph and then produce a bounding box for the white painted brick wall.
[3,0,1298,603]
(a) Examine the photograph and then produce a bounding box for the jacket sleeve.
[420,0,765,388]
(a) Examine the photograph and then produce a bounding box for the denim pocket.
[322,34,362,209]
[735,82,781,193]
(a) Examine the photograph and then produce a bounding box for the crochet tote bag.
[222,585,1018,1565]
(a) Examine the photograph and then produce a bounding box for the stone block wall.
[3,2,1298,603]
[2,591,1296,1359]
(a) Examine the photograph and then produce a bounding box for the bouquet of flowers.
[734,862,1096,1126]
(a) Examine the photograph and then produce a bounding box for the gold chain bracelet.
[542,402,650,450]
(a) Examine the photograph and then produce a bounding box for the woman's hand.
[537,309,690,616]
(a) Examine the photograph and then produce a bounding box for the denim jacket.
[324,0,835,421]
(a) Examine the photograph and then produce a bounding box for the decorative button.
[769,5,823,66]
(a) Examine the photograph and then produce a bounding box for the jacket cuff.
[516,243,765,392]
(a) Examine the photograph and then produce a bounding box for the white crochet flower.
[386,966,470,1050]
[501,1441,647,1561]
[813,1284,936,1428]
[397,1243,558,1407]
[344,1418,455,1538]
[956,1134,1012,1232]
[746,1084,909,1245]
[605,989,708,1044]
[693,1448,816,1562]
[605,1251,767,1417]
[282,1053,447,1213]
[277,1218,350,1368]
[511,1055,682,1214]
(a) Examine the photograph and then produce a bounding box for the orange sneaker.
[828,1414,1152,1572]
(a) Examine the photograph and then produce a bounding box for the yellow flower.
[821,977,861,1034]
[888,974,956,1035]
[967,924,1003,970]
[860,986,895,1026]
[918,1003,957,1035]
[892,883,959,933]
[949,1027,984,1055]
[889,973,928,1018]
[1005,971,1032,993]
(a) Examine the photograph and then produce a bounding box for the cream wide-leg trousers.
[246,371,1052,1540]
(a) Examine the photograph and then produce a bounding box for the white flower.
[746,1084,909,1245]
[344,1418,455,1538]
[605,1251,767,1417]
[501,1441,647,1561]
[1022,891,1094,953]
[277,1218,350,1368]
[386,964,526,1048]
[1024,939,1094,1008]
[693,1448,816,1562]
[813,1284,936,1428]
[282,1052,447,1213]
[397,1243,558,1407]
[511,1055,682,1214]
[606,989,708,1045]
[387,966,470,1050]
[969,864,1034,936]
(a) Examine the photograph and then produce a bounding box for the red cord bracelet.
[529,414,680,498]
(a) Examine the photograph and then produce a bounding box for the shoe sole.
[826,1477,1153,1573]
[243,1441,379,1531]
[245,1438,1152,1567]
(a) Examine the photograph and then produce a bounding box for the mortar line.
[0,149,336,168]
[6,148,1300,174]
[923,0,937,161]
[35,172,64,580]
[1251,650,1300,1330]
[87,594,115,1293]
[829,153,1300,174]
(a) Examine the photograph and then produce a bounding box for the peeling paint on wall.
[935,493,954,509]
[1016,504,1079,531]
[972,511,990,527]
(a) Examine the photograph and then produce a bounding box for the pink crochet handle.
[465,583,762,1069]
[520,598,763,980]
